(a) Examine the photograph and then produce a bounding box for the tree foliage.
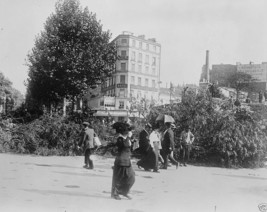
[26,0,117,108]
[147,88,267,168]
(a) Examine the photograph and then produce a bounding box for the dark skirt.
[137,148,157,170]
[111,165,135,197]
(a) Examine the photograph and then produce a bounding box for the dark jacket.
[139,129,150,153]
[79,127,95,151]
[162,128,175,153]
[115,136,132,167]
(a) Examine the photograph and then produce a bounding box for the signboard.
[117,84,128,88]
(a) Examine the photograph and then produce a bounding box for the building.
[237,62,267,91]
[87,31,161,121]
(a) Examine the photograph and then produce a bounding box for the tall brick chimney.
[206,50,210,83]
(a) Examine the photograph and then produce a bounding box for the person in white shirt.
[180,126,195,166]
[149,123,164,171]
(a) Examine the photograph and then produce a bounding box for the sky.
[1,0,267,95]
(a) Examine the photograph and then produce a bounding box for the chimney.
[206,50,210,83]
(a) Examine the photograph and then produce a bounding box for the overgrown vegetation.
[147,88,267,168]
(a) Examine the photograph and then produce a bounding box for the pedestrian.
[161,122,178,169]
[111,122,135,200]
[136,122,157,172]
[180,126,195,166]
[168,123,179,168]
[259,91,263,103]
[148,123,163,173]
[264,91,267,102]
[78,122,95,169]
[138,123,152,156]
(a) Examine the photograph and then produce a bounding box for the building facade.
[237,62,267,91]
[87,32,161,121]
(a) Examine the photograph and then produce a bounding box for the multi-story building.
[87,32,161,121]
[237,62,267,91]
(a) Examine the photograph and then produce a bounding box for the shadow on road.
[21,188,110,199]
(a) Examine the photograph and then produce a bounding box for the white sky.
[1,0,267,94]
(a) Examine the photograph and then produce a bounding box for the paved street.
[0,153,266,212]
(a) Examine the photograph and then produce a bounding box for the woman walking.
[111,122,135,200]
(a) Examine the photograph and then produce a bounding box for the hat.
[82,122,90,126]
[171,123,176,128]
[112,122,130,134]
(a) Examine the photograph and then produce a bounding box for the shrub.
[148,88,267,168]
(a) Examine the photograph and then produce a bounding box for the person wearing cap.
[161,122,178,169]
[78,122,95,169]
[180,126,195,166]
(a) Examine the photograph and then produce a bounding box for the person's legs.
[84,149,90,168]
[169,151,178,169]
[88,149,94,169]
[181,146,186,166]
[161,150,168,169]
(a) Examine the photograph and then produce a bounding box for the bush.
[148,88,267,168]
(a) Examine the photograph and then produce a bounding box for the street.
[0,153,266,212]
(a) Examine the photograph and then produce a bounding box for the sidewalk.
[0,153,266,212]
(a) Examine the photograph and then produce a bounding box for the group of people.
[78,120,195,200]
[136,121,195,173]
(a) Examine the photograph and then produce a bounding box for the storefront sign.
[117,84,127,88]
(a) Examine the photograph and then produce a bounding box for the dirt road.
[0,154,266,212]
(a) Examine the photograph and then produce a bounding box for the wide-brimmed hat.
[112,122,130,133]
[82,122,90,126]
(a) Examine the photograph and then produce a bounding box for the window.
[145,66,149,73]
[121,38,127,44]
[145,91,148,98]
[146,44,149,50]
[145,55,149,64]
[119,101,124,109]
[139,41,142,49]
[138,53,142,63]
[119,89,125,97]
[152,67,156,75]
[120,75,125,83]
[121,50,126,57]
[137,90,141,98]
[145,78,148,87]
[138,65,142,72]
[131,51,136,61]
[131,76,135,84]
[131,63,135,72]
[132,39,136,47]
[130,90,134,97]
[121,63,126,71]
[152,80,156,88]
[153,45,156,52]
[152,57,156,66]
[138,77,141,86]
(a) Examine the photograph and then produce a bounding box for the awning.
[94,110,128,117]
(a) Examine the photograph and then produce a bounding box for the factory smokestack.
[206,50,210,83]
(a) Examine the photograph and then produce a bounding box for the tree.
[225,72,255,99]
[26,0,117,111]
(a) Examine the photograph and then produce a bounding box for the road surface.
[0,153,266,212]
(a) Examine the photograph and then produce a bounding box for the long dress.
[136,131,157,171]
[111,135,135,198]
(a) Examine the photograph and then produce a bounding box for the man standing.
[79,122,95,169]
[161,122,178,169]
[180,126,195,166]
